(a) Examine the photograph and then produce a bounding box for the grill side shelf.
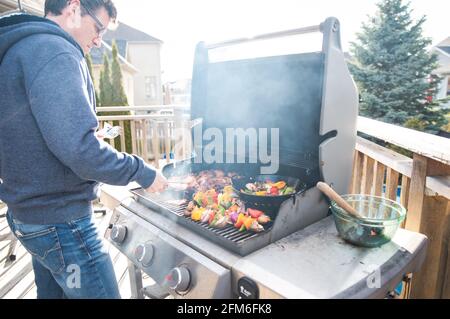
[130,188,273,256]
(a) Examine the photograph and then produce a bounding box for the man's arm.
[28,53,157,188]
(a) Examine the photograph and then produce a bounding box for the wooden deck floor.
[0,204,150,299]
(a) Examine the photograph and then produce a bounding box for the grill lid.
[190,17,358,194]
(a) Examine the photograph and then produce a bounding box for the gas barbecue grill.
[102,18,428,299]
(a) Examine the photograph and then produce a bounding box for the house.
[432,37,450,109]
[89,41,138,106]
[0,2,164,107]
[99,22,164,106]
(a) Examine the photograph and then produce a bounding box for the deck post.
[406,154,450,298]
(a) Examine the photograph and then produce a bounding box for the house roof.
[103,21,163,43]
[89,41,138,73]
[438,46,450,56]
[437,37,450,47]
[104,39,127,59]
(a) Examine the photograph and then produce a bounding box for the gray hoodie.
[0,14,156,224]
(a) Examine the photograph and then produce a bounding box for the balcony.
[0,106,448,298]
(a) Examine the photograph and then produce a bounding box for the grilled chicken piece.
[214,170,225,178]
[186,201,195,212]
[213,216,228,228]
[257,214,271,224]
[185,201,196,216]
[200,209,211,224]
[250,221,265,232]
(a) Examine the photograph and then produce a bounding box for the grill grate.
[133,190,269,245]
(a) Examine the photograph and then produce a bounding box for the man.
[0,0,167,298]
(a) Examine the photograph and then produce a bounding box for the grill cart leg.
[6,236,18,262]
[0,211,18,263]
[128,261,144,299]
[141,284,170,299]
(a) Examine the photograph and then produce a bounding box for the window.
[145,76,157,100]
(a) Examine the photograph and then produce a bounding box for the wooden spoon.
[316,182,363,219]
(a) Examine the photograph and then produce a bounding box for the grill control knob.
[110,224,127,244]
[134,243,154,266]
[165,267,191,293]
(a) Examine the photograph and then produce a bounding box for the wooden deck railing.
[353,116,450,299]
[99,107,450,299]
[97,105,192,168]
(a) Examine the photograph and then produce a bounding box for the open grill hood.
[190,17,359,194]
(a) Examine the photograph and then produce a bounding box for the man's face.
[69,3,111,54]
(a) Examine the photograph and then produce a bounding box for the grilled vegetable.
[243,180,295,196]
[205,189,218,205]
[247,208,263,219]
[282,187,295,195]
[208,210,216,224]
[243,216,255,230]
[270,186,279,195]
[209,213,219,227]
[229,212,239,224]
[193,192,204,207]
[191,207,205,221]
[223,185,234,194]
[273,181,287,189]
[188,188,271,233]
[255,191,267,196]
[234,213,246,229]
[219,192,233,209]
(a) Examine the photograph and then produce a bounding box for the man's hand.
[95,131,105,140]
[145,171,168,193]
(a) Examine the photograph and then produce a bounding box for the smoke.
[188,34,326,177]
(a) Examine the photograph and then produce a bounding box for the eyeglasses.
[80,0,107,38]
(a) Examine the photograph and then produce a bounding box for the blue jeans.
[6,212,121,299]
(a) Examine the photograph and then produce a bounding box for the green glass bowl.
[330,195,406,248]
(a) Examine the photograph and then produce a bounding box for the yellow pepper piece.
[191,207,205,221]
[243,216,255,230]
[223,186,234,193]
[255,191,267,196]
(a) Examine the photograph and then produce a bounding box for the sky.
[112,0,450,83]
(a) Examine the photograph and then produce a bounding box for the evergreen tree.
[349,0,447,133]
[111,41,128,106]
[99,54,113,107]
[98,41,132,153]
[85,53,100,106]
